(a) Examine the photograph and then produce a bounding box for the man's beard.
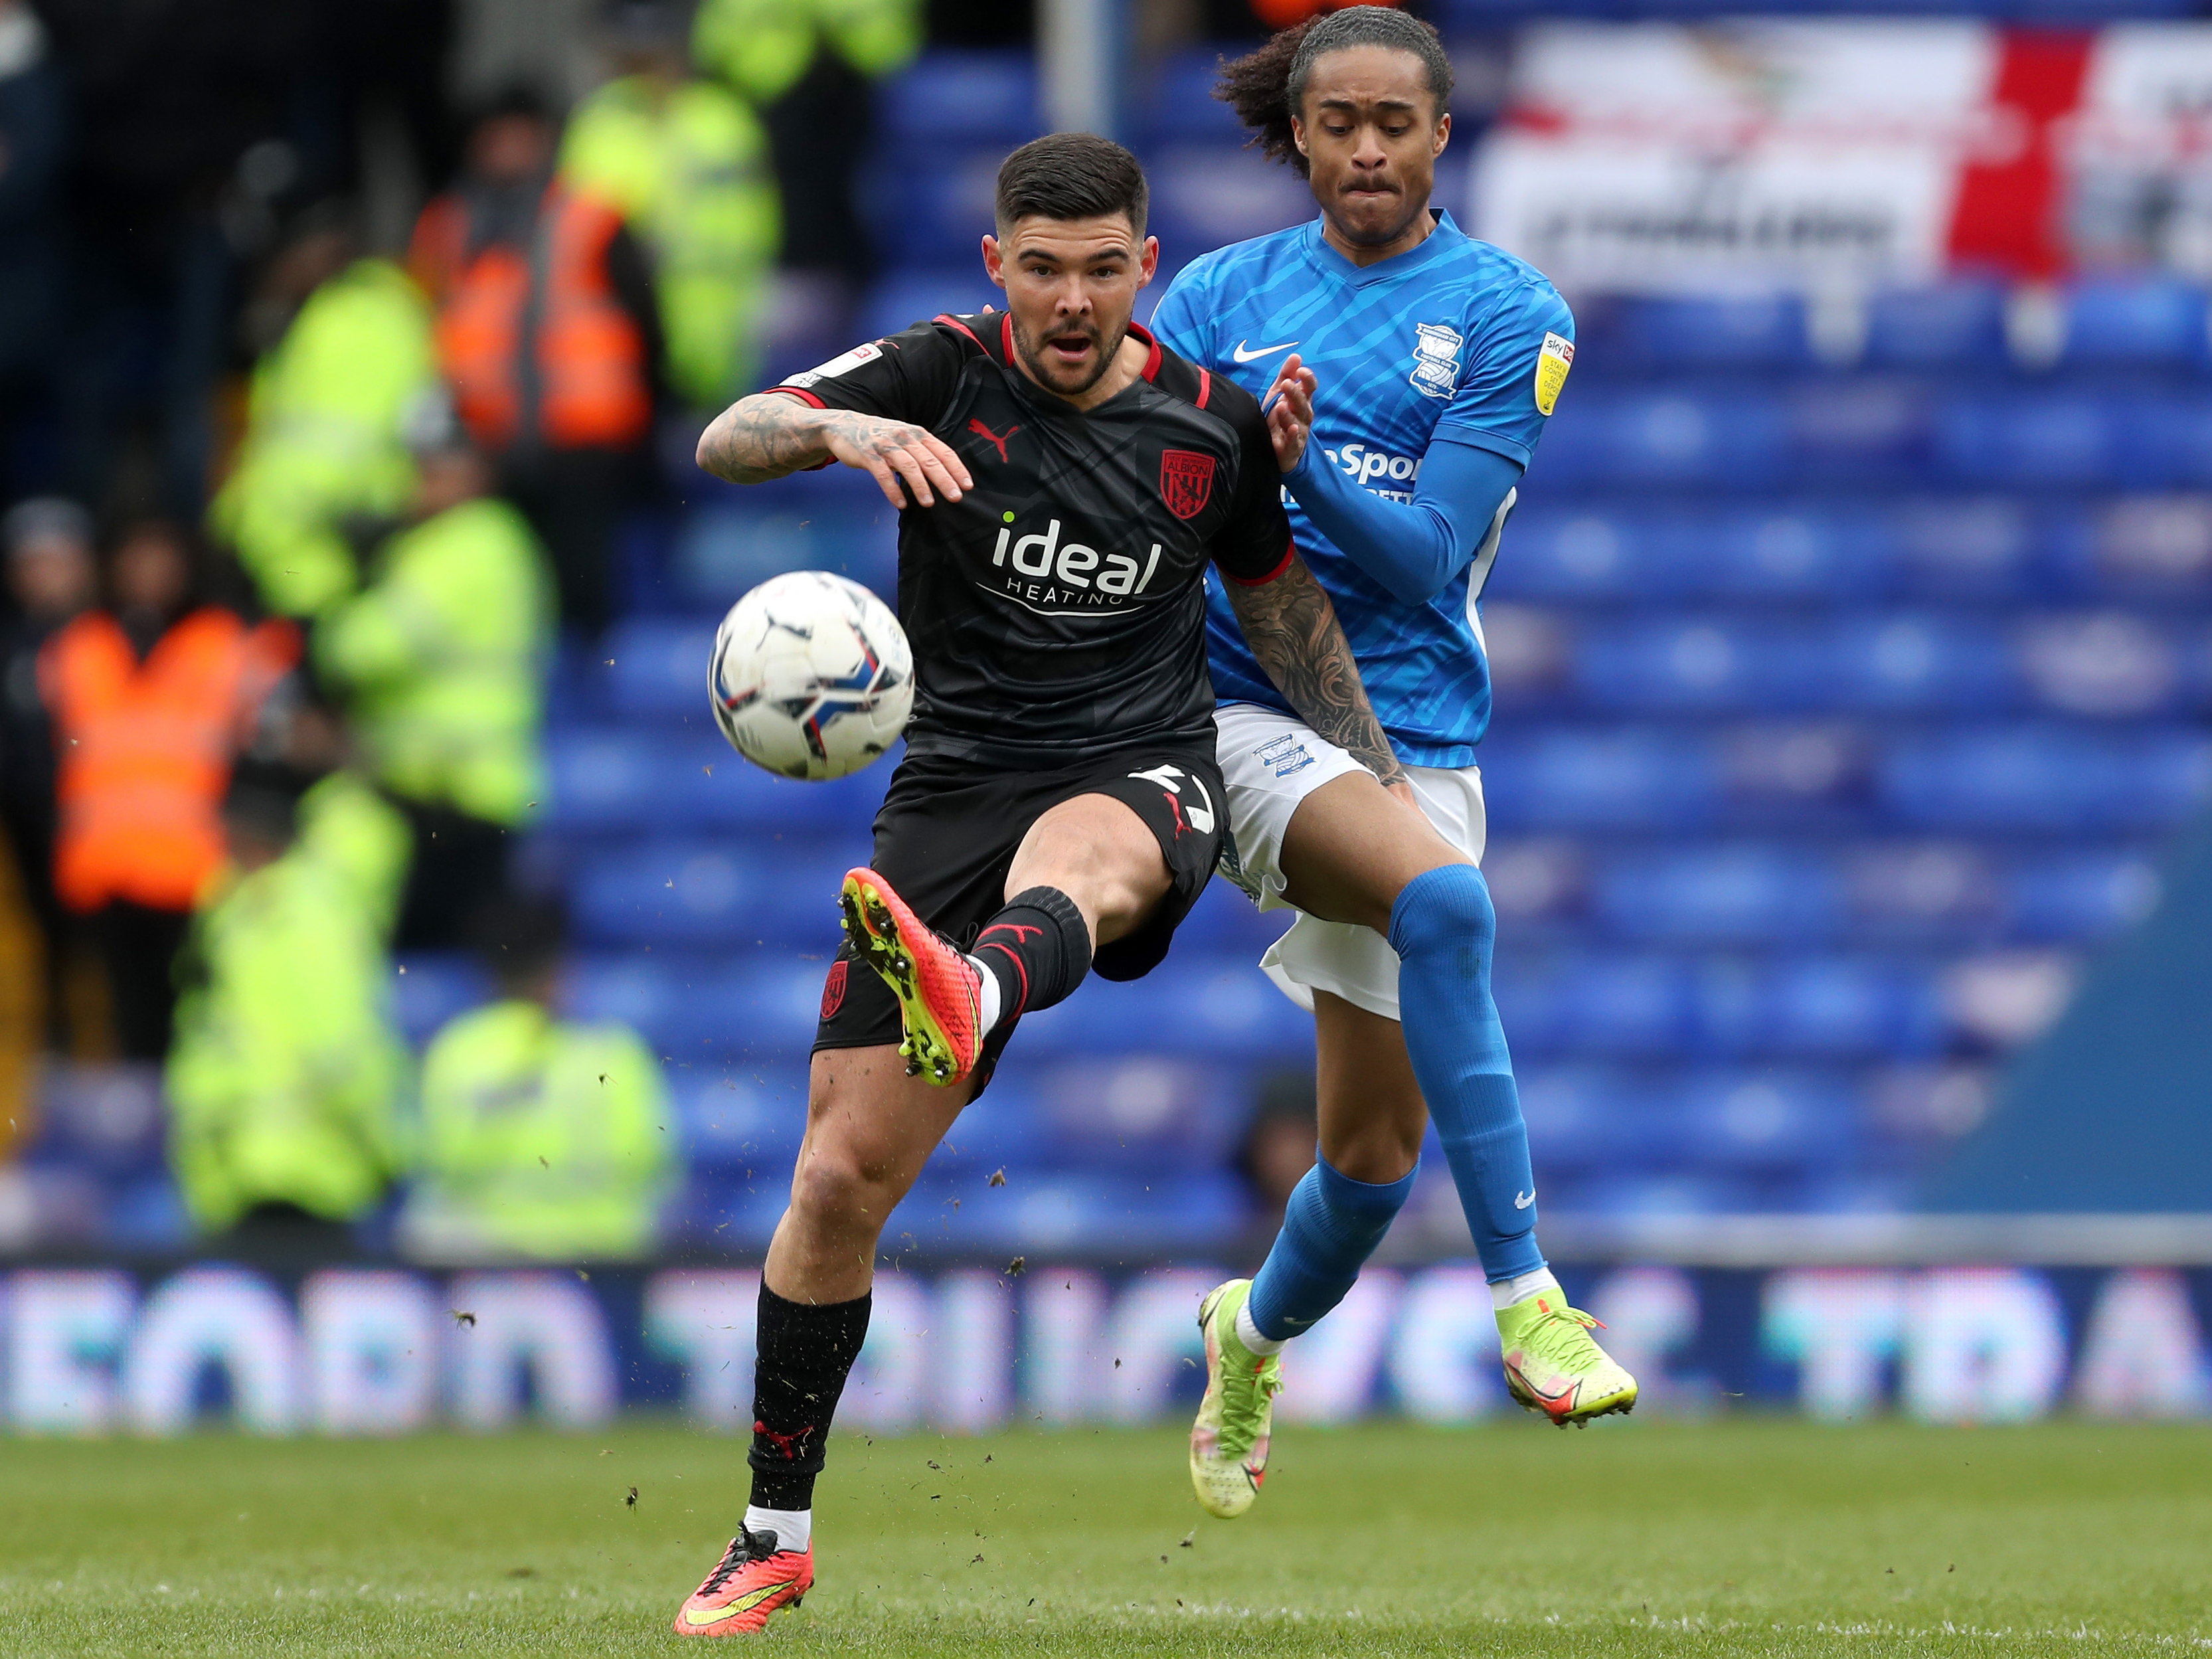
[1013,315,1127,398]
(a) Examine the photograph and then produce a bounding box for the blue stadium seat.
[1167,878,1294,955]
[1861,281,2009,368]
[1839,841,2002,940]
[565,954,828,1057]
[2003,848,2163,941]
[857,268,1001,344]
[1564,1170,1764,1217]
[567,841,856,951]
[1752,958,1944,1058]
[1881,725,2212,831]
[893,1170,1249,1253]
[1934,395,2120,488]
[2124,395,2212,489]
[1571,616,1815,713]
[1486,509,1650,602]
[1140,50,1246,142]
[862,151,1005,265]
[672,508,898,606]
[1535,391,1786,487]
[1712,723,1871,825]
[994,1057,1252,1174]
[1613,293,1811,369]
[1671,1071,1859,1174]
[1705,507,1889,600]
[1785,377,1928,483]
[672,1065,810,1170]
[389,952,488,1045]
[1147,145,1314,264]
[1517,1065,1671,1171]
[603,616,715,718]
[1824,612,2016,712]
[1014,958,1310,1059]
[2061,276,2210,369]
[1480,729,1719,831]
[543,728,885,836]
[875,51,1040,145]
[1594,845,1845,945]
[1888,497,2044,598]
[29,1065,167,1176]
[1495,954,1691,1057]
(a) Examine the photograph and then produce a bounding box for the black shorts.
[813,741,1227,1092]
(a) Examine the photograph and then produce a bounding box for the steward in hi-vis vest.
[209,252,436,620]
[561,57,780,408]
[400,897,672,1263]
[167,773,405,1237]
[408,90,662,636]
[41,519,297,1059]
[410,182,654,456]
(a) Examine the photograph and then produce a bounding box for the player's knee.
[788,1146,900,1240]
[1387,861,1495,958]
[1321,1120,1425,1185]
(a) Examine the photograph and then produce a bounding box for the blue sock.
[1246,1154,1417,1343]
[1389,864,1546,1284]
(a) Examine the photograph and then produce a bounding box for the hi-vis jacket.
[41,608,298,913]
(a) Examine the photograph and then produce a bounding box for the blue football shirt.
[1149,210,1573,768]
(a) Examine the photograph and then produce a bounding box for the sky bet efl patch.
[1533,331,1574,416]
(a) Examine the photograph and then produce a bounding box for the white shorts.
[1213,701,1487,1022]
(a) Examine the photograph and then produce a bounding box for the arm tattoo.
[697,394,839,483]
[1225,555,1410,791]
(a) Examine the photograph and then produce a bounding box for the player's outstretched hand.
[819,411,974,509]
[1262,354,1318,474]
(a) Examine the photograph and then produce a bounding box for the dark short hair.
[994,133,1148,239]
[1217,6,1454,179]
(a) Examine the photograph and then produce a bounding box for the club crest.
[1159,449,1215,520]
[1410,322,1464,400]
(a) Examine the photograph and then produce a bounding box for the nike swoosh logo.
[1513,1190,1535,1209]
[684,1583,785,1625]
[1232,339,1299,363]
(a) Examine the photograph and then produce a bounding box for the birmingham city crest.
[1410,322,1464,400]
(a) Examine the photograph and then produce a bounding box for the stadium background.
[1,0,2210,1441]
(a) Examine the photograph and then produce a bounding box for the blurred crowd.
[0,0,922,1259]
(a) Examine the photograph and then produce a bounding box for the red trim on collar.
[1001,312,1015,360]
[935,313,985,350]
[1195,367,1212,409]
[1129,320,1163,382]
[1225,539,1298,588]
[765,385,827,407]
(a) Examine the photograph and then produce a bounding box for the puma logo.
[968,418,1022,462]
[979,922,1044,946]
[753,1421,815,1460]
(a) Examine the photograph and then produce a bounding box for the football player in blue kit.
[1147,7,1636,1516]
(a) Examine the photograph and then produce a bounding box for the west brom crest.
[1159,448,1215,520]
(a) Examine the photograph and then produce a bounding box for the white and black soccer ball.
[708,571,913,780]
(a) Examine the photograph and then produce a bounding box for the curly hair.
[1214,7,1453,179]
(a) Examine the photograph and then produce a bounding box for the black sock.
[747,1284,871,1512]
[972,885,1092,1023]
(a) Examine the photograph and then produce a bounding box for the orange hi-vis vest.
[410,184,651,453]
[42,610,299,915]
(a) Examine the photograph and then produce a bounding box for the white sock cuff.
[968,954,1003,1034]
[1233,1299,1286,1356]
[1491,1267,1561,1312]
[743,1504,811,1553]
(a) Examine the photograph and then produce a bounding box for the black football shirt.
[767,312,1293,768]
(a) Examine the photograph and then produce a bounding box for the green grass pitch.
[4,1417,2209,1656]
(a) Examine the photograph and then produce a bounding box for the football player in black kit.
[673,133,1408,1636]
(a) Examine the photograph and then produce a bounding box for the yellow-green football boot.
[1189,1278,1282,1518]
[1498,1290,1638,1427]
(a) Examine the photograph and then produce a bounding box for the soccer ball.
[708,570,913,780]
